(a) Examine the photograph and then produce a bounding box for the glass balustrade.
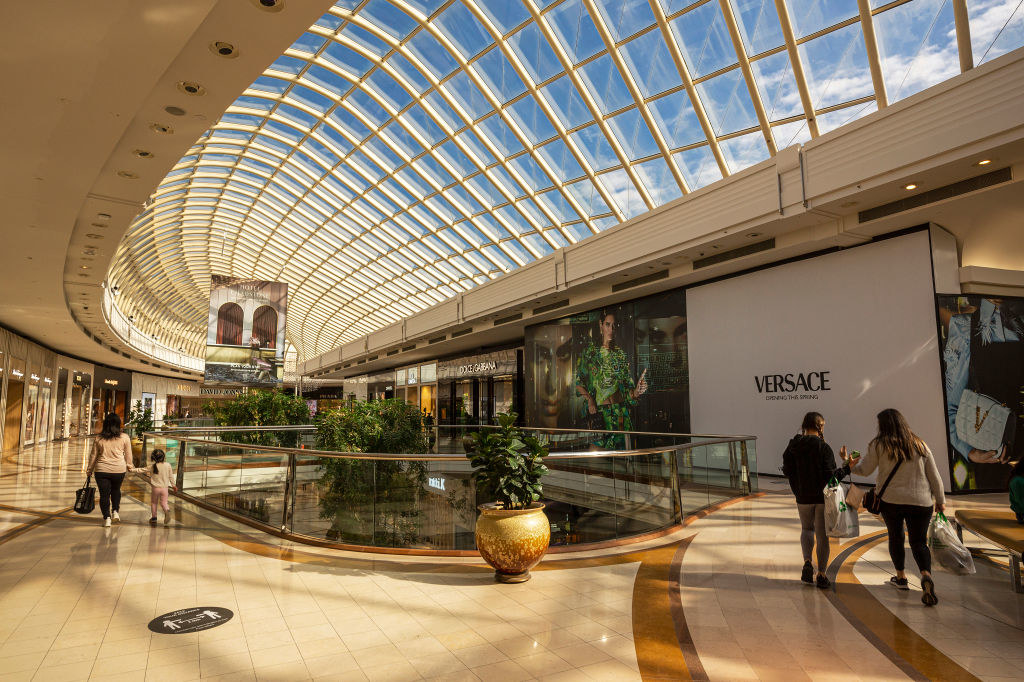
[144,425,755,552]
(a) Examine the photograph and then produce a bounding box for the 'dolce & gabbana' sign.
[755,371,831,401]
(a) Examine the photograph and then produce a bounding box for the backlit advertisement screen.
[938,294,1024,491]
[524,290,688,447]
[205,276,287,385]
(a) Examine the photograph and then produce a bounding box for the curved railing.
[142,426,756,555]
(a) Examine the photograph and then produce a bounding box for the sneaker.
[111,511,120,523]
[801,561,814,584]
[103,517,112,527]
[149,517,157,525]
[921,576,938,606]
[816,574,831,590]
[889,577,909,590]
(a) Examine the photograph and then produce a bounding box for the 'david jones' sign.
[754,370,831,401]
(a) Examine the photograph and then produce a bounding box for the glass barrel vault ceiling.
[109,0,1024,361]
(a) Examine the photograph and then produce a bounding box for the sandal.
[921,576,938,606]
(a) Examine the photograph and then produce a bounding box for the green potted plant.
[127,400,155,462]
[465,412,550,583]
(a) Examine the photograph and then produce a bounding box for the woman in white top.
[845,408,946,606]
[86,413,136,527]
[146,449,176,525]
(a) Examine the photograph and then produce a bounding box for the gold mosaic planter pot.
[475,502,550,583]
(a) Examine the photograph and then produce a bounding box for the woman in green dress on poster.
[575,310,648,449]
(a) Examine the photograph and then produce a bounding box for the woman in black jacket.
[782,412,849,588]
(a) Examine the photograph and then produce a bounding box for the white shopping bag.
[824,479,858,538]
[928,513,975,575]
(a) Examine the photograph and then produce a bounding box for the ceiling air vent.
[858,167,1011,223]
[402,344,416,352]
[366,355,378,361]
[428,335,446,344]
[343,362,351,368]
[451,327,473,338]
[386,349,399,356]
[533,299,570,315]
[612,269,668,292]
[693,239,775,269]
[494,312,523,326]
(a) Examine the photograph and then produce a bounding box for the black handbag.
[863,460,902,515]
[74,475,96,514]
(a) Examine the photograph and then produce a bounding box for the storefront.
[131,373,201,422]
[302,386,348,415]
[396,362,437,419]
[436,349,522,427]
[91,366,132,433]
[365,370,396,401]
[53,356,94,440]
[3,356,25,451]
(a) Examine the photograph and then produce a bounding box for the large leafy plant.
[210,389,310,446]
[315,399,430,544]
[127,400,155,438]
[465,412,549,509]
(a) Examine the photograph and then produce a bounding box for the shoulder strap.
[875,459,903,500]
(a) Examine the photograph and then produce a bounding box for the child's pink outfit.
[149,461,174,523]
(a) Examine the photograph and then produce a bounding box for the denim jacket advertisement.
[939,295,1024,491]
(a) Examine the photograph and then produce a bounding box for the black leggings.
[94,472,126,519]
[880,501,932,573]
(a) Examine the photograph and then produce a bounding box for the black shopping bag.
[74,476,96,514]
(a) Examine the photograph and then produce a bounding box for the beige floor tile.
[576,658,641,681]
[436,630,486,652]
[302,651,361,678]
[249,642,302,669]
[407,651,469,678]
[547,643,608,669]
[349,643,403,670]
[200,652,255,677]
[142,659,201,682]
[253,660,311,681]
[31,660,92,682]
[465,659,534,682]
[513,651,574,678]
[359,659,423,682]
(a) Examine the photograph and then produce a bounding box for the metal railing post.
[669,447,682,524]
[740,440,751,494]
[175,440,187,490]
[282,451,296,532]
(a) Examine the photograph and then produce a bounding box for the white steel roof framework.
[108,0,1024,362]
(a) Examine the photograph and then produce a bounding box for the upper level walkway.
[0,438,1021,681]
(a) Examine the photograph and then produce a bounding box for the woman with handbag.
[86,412,137,527]
[845,409,946,605]
[782,412,849,589]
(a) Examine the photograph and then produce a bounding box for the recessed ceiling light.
[97,213,111,220]
[904,183,918,190]
[210,41,238,58]
[117,170,139,179]
[86,233,104,239]
[747,232,762,238]
[976,159,992,166]
[80,265,89,269]
[177,81,206,96]
[133,149,154,159]
[251,0,285,10]
[149,122,174,134]
[164,105,186,117]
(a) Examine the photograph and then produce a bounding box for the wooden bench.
[955,510,1024,593]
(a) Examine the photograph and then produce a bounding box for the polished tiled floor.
[1,439,1021,681]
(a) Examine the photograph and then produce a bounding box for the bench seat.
[955,510,1023,593]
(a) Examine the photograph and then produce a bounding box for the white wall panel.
[687,231,950,489]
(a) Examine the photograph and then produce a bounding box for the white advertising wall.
[687,230,950,489]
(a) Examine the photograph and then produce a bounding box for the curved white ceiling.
[108,0,1024,361]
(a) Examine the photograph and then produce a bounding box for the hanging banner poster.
[938,294,1024,492]
[524,289,688,448]
[205,276,288,385]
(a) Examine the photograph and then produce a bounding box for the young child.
[147,449,176,525]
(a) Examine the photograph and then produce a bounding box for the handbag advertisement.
[938,294,1024,491]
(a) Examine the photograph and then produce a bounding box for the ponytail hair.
[151,449,166,475]
[800,412,824,436]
